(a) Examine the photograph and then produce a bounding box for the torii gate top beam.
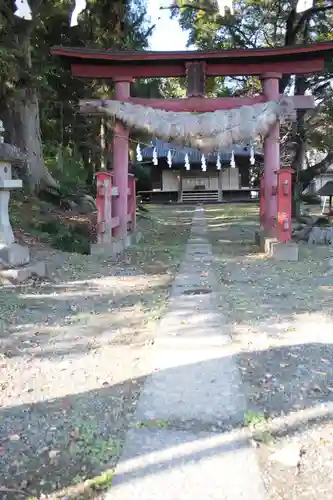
[51,42,333,78]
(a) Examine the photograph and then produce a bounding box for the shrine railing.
[95,171,136,244]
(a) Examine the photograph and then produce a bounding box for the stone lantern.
[0,120,30,268]
[0,121,45,282]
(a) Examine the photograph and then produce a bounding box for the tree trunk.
[1,3,58,193]
[4,89,59,191]
[292,181,302,219]
[79,146,94,188]
[298,152,333,191]
[291,152,333,218]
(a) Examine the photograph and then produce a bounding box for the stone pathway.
[107,208,267,499]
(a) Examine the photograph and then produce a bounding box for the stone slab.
[272,241,299,261]
[135,346,246,425]
[0,261,46,284]
[0,243,30,268]
[107,428,267,500]
[159,309,227,334]
[156,295,232,344]
[91,239,124,256]
[265,238,299,261]
[255,231,299,261]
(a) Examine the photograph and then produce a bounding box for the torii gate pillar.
[261,72,281,235]
[113,76,133,240]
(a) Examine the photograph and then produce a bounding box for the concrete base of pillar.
[254,230,299,261]
[91,240,124,257]
[0,243,30,268]
[91,231,142,257]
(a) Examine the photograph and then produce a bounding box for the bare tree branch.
[160,3,216,14]
[294,4,333,37]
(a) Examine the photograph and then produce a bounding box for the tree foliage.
[0,0,158,193]
[171,0,333,196]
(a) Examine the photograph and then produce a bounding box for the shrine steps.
[181,190,219,204]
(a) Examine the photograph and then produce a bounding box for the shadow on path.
[1,342,333,498]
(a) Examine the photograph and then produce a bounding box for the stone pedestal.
[0,243,30,267]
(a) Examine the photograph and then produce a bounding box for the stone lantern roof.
[0,142,26,163]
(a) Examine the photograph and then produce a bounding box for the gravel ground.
[0,206,192,500]
[206,204,333,500]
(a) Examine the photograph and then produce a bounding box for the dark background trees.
[0,0,158,194]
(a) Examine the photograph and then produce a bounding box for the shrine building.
[139,139,262,204]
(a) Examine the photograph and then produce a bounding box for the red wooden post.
[260,175,265,230]
[112,77,133,241]
[276,168,293,242]
[95,171,113,244]
[261,73,281,236]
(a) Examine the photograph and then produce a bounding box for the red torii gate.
[52,42,333,250]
